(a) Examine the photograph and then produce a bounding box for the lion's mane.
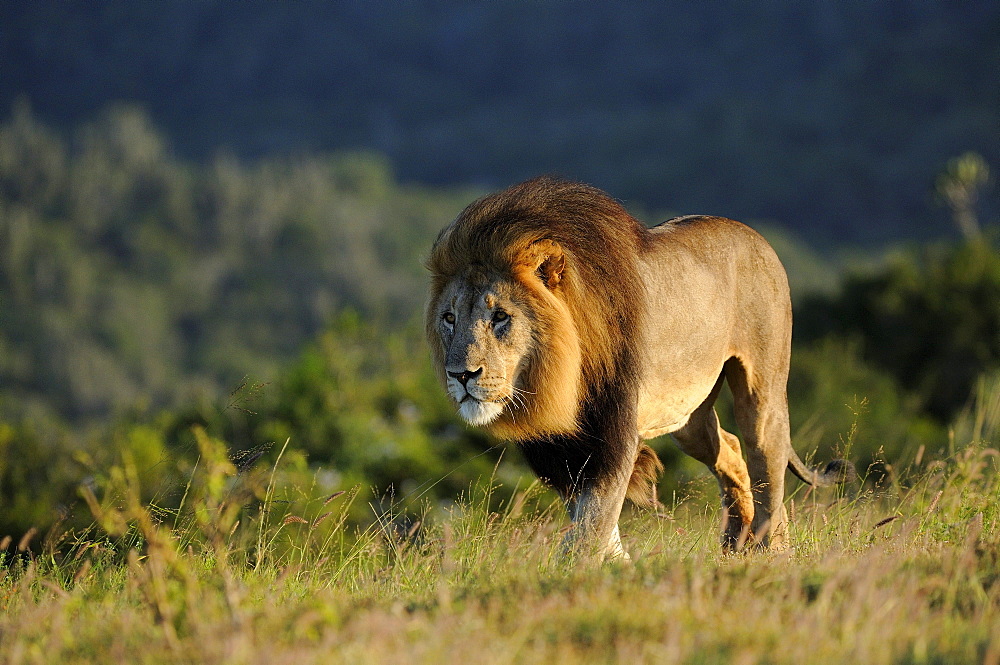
[426,177,663,505]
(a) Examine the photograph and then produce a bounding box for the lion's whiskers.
[504,396,518,425]
[507,387,528,411]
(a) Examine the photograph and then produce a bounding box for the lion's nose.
[447,368,482,386]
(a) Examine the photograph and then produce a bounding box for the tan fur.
[626,444,664,509]
[426,177,850,559]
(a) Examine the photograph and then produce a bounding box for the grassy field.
[2,428,1000,665]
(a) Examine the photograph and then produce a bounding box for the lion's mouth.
[456,394,504,426]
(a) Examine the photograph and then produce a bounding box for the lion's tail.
[787,448,856,487]
[627,444,852,507]
[626,443,664,509]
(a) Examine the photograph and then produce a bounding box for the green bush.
[244,313,515,522]
[797,240,1000,420]
[785,337,941,474]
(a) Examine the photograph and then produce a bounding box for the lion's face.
[432,273,537,426]
[428,231,583,439]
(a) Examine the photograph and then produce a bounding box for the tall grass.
[2,400,1000,664]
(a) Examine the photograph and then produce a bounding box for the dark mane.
[427,177,650,497]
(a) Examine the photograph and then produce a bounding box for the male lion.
[426,177,852,561]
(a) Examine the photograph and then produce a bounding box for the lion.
[425,176,853,561]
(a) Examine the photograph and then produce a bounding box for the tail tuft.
[626,444,664,509]
[789,451,857,487]
[821,459,857,484]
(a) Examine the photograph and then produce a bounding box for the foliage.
[797,239,1000,420]
[0,420,82,534]
[936,152,992,240]
[784,337,941,474]
[0,104,475,424]
[0,311,519,538]
[179,312,514,526]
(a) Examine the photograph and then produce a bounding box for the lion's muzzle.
[446,366,506,426]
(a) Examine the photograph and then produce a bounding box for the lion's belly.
[636,369,723,439]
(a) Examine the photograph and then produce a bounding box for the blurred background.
[0,1,998,537]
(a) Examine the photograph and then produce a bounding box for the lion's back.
[645,215,790,308]
[635,215,792,437]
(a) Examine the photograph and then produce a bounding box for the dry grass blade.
[872,515,901,530]
[927,490,943,513]
[323,491,346,505]
[73,559,93,583]
[312,512,333,528]
[17,527,37,552]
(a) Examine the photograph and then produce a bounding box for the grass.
[2,434,1000,664]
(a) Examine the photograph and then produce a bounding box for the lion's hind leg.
[670,377,754,552]
[725,355,791,550]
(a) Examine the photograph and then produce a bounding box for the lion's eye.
[442,312,455,325]
[492,310,509,323]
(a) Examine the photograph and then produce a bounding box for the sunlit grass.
[2,431,1000,663]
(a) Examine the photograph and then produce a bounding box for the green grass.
[3,437,1000,664]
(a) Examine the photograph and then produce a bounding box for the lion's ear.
[519,239,566,289]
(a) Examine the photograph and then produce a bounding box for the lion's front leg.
[520,389,642,563]
[563,473,632,562]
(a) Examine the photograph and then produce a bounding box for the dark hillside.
[2,1,997,244]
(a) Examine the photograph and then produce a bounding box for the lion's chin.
[458,398,504,426]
